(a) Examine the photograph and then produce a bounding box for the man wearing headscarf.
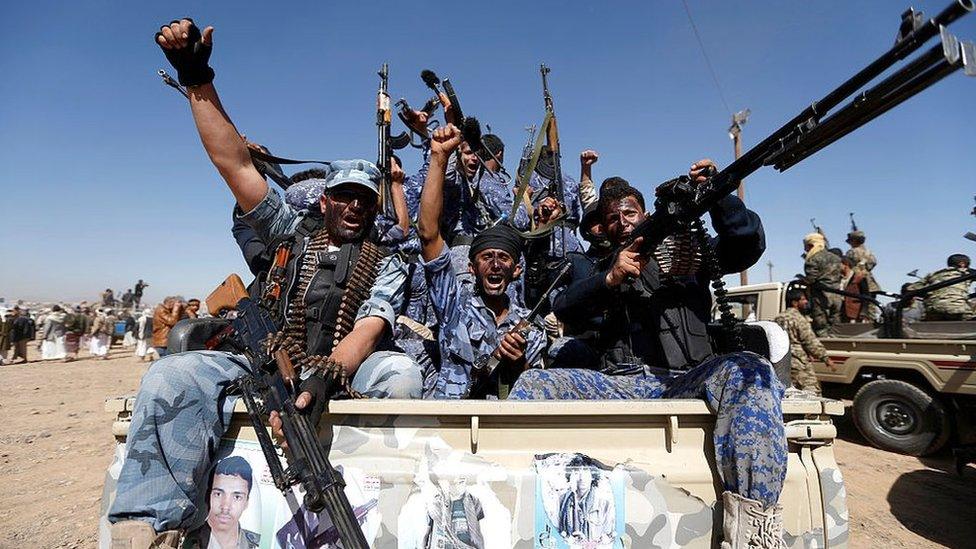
[39,305,68,361]
[417,124,545,399]
[803,233,843,335]
[63,305,90,361]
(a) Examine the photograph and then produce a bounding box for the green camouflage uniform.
[845,244,881,320]
[804,249,843,335]
[775,307,829,395]
[908,267,975,320]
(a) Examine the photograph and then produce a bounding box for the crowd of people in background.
[0,282,204,366]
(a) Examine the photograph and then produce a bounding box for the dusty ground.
[0,349,974,548]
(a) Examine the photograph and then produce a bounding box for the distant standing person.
[102,288,116,307]
[121,289,135,309]
[0,310,12,364]
[775,289,836,396]
[803,233,842,336]
[9,307,32,364]
[64,305,91,361]
[90,309,115,360]
[908,254,975,321]
[39,305,68,361]
[133,280,149,308]
[135,309,155,362]
[844,228,881,318]
[152,297,183,357]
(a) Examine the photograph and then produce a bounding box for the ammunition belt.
[333,240,383,349]
[265,231,383,398]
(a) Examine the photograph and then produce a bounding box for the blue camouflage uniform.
[109,187,423,532]
[423,242,545,399]
[520,172,583,257]
[510,195,787,508]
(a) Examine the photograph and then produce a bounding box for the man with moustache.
[509,170,791,548]
[109,18,422,548]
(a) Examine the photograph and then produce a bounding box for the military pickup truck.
[723,282,976,457]
[99,395,848,548]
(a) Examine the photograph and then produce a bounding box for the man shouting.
[109,19,422,548]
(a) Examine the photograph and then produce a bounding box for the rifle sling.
[509,112,553,222]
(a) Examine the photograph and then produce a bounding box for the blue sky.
[1,0,974,304]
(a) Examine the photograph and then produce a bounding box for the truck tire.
[852,379,950,456]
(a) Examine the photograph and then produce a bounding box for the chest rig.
[261,215,385,390]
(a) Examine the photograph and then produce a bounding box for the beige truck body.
[725,282,976,392]
[725,282,976,454]
[100,396,848,548]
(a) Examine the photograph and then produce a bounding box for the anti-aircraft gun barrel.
[630,0,974,256]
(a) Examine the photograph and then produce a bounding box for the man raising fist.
[417,124,545,398]
[109,19,422,549]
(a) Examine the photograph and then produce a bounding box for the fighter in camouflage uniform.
[775,288,836,395]
[844,229,881,320]
[803,233,843,336]
[510,173,793,548]
[109,21,423,548]
[908,254,975,320]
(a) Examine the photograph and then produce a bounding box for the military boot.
[110,520,181,549]
[719,491,787,549]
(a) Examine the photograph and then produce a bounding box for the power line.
[681,0,732,117]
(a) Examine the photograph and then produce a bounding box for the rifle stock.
[205,274,249,316]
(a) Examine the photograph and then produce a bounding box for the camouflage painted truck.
[723,282,976,457]
[99,395,848,548]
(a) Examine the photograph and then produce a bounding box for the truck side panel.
[100,399,847,548]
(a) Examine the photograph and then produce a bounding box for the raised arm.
[156,19,267,211]
[417,124,462,262]
[578,149,599,209]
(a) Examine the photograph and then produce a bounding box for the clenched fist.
[155,18,215,87]
[430,124,462,159]
[580,149,599,168]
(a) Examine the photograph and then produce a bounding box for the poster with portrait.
[396,450,513,548]
[183,439,381,549]
[533,453,625,549]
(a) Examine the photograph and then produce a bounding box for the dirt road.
[0,350,974,548]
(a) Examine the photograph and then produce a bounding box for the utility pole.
[767,260,774,283]
[729,109,751,286]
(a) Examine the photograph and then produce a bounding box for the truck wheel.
[852,379,950,456]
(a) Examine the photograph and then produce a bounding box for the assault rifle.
[849,212,859,233]
[418,69,487,157]
[229,297,370,549]
[628,0,973,259]
[377,63,401,220]
[539,64,564,203]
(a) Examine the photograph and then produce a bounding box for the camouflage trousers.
[810,294,842,337]
[508,352,787,508]
[790,357,821,396]
[108,349,422,532]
